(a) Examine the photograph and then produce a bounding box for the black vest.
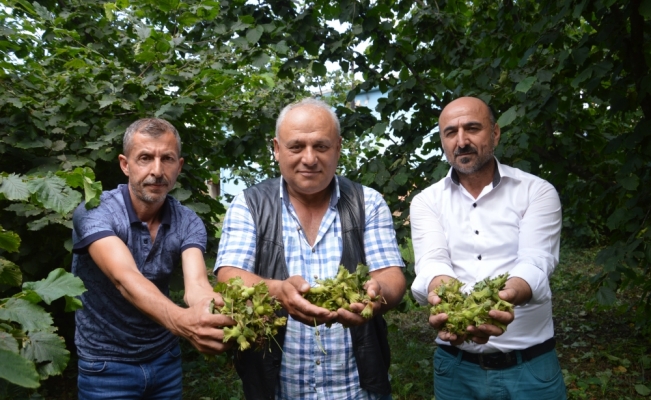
[233,176,391,399]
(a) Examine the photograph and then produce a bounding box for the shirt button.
[473,203,477,208]
[312,248,316,253]
[316,360,321,365]
[475,230,479,235]
[477,255,482,260]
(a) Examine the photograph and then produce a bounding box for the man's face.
[119,131,184,206]
[439,97,500,175]
[273,105,342,197]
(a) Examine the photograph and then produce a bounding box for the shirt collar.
[448,157,503,188]
[280,175,340,210]
[120,184,172,226]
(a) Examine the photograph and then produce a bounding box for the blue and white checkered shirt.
[216,176,404,399]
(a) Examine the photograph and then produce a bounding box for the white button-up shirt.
[410,159,561,353]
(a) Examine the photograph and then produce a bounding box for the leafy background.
[0,0,650,393]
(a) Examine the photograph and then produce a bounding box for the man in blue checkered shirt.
[216,98,406,399]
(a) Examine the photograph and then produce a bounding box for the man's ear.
[118,154,129,176]
[272,138,280,161]
[493,124,501,147]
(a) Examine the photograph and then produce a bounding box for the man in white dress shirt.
[410,96,567,399]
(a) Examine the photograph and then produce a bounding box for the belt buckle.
[478,352,512,370]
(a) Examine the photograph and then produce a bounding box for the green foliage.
[0,268,85,389]
[12,246,651,399]
[0,349,40,390]
[385,310,437,400]
[1,0,651,394]
[551,246,651,399]
[212,278,286,352]
[0,226,20,254]
[180,350,244,399]
[313,0,651,334]
[0,0,332,259]
[431,274,513,338]
[0,169,95,391]
[0,164,99,390]
[304,264,380,322]
[0,0,350,389]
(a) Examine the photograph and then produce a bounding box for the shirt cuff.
[509,263,551,305]
[411,263,457,305]
[180,243,206,253]
[213,262,248,275]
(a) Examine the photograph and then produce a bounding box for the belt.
[438,337,556,370]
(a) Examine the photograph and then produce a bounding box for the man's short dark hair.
[123,118,182,156]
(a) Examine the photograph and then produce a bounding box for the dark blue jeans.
[433,346,567,400]
[77,345,183,400]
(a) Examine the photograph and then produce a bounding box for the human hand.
[428,311,470,345]
[462,307,514,344]
[273,275,338,326]
[457,276,527,343]
[453,277,524,344]
[173,296,235,355]
[432,313,515,346]
[427,275,472,345]
[430,309,509,346]
[336,278,383,327]
[434,277,517,345]
[499,276,532,306]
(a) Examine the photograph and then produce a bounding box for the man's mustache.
[143,177,169,186]
[454,146,477,156]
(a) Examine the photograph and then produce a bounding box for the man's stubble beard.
[130,178,170,204]
[448,132,496,176]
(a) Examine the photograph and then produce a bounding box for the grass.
[551,246,651,400]
[385,307,437,399]
[7,245,651,399]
